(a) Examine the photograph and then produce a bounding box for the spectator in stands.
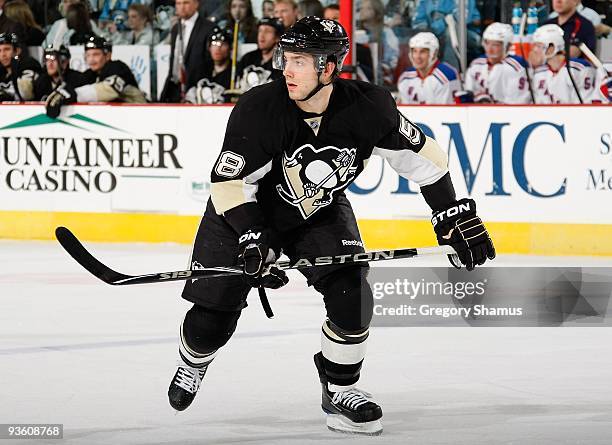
[33,44,88,100]
[274,0,298,29]
[66,2,93,45]
[0,32,40,101]
[545,0,596,58]
[3,0,44,46]
[237,16,283,92]
[45,35,146,117]
[529,24,597,103]
[397,32,460,104]
[323,4,339,21]
[262,0,274,18]
[185,26,231,103]
[159,0,215,102]
[0,0,25,44]
[464,22,531,103]
[105,4,159,45]
[412,0,481,68]
[218,0,258,43]
[44,0,101,48]
[359,0,398,85]
[297,0,323,20]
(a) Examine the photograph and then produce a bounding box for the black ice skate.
[168,363,209,411]
[313,352,383,435]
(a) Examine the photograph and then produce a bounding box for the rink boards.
[0,103,610,255]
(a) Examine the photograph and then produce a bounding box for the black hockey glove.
[45,83,77,118]
[237,228,288,289]
[432,198,496,271]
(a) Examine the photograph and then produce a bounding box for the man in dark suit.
[160,0,215,102]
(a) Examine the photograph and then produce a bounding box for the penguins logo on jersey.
[239,65,273,92]
[276,144,357,219]
[195,78,226,104]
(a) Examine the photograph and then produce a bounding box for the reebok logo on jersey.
[431,202,471,227]
[342,239,364,247]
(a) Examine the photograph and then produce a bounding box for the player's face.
[209,41,230,62]
[45,56,59,76]
[283,51,319,100]
[0,44,15,68]
[257,25,278,52]
[86,49,111,71]
[230,0,248,21]
[484,40,505,64]
[323,7,340,21]
[274,2,297,28]
[530,42,547,66]
[175,0,199,20]
[410,47,431,71]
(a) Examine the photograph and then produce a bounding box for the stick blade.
[55,226,130,285]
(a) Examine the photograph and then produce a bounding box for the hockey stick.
[517,13,536,104]
[55,226,455,286]
[564,37,583,104]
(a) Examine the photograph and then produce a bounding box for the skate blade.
[326,415,383,436]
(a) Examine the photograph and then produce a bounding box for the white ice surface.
[1,241,612,445]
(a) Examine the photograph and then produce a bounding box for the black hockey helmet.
[84,35,112,53]
[273,16,349,73]
[44,44,71,61]
[208,27,232,47]
[0,32,19,47]
[258,17,284,36]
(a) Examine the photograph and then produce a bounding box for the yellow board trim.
[1,210,611,256]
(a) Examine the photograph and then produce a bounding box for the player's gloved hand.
[237,228,288,289]
[432,198,496,271]
[45,83,77,118]
[0,88,14,102]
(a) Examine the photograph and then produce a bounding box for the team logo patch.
[239,65,273,92]
[276,144,357,219]
[195,78,226,104]
[321,20,337,34]
[399,113,422,145]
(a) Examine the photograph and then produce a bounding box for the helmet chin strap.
[297,72,332,102]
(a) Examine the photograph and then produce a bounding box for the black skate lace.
[175,366,206,394]
[331,388,372,410]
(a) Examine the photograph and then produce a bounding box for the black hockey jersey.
[33,68,89,101]
[210,78,450,233]
[237,49,283,92]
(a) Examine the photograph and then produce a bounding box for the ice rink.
[1,240,612,445]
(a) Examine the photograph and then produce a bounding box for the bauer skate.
[314,352,383,435]
[168,363,209,411]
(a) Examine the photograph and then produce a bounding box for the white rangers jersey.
[532,58,597,104]
[397,62,461,104]
[465,55,531,104]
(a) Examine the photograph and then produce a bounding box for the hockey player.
[464,22,531,104]
[45,35,146,118]
[0,32,40,102]
[530,24,597,104]
[397,32,461,104]
[185,27,232,104]
[33,45,88,101]
[237,17,285,93]
[167,17,495,436]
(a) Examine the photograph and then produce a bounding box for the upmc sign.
[348,106,612,224]
[0,104,610,226]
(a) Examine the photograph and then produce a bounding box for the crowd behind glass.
[0,0,610,106]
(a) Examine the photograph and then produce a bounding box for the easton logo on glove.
[238,230,262,244]
[431,200,472,227]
